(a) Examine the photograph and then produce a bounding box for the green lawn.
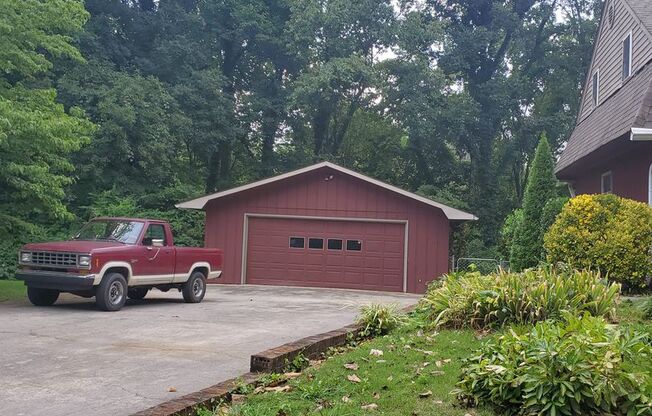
[0,279,26,302]
[202,315,495,416]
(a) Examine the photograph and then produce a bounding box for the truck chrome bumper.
[16,270,96,291]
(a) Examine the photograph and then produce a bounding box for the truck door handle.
[147,248,160,261]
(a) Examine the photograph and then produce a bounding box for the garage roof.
[176,161,477,221]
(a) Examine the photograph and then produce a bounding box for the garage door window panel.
[308,238,324,249]
[327,239,343,250]
[289,237,305,248]
[346,240,362,251]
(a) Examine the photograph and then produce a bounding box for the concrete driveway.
[0,285,419,416]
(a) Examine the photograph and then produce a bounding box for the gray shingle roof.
[625,0,652,37]
[556,62,652,175]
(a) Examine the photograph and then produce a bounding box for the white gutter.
[630,127,652,141]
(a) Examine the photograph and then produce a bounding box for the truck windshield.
[74,220,144,244]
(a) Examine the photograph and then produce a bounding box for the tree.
[510,134,557,270]
[0,0,93,232]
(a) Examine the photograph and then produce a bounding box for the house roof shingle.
[624,0,652,37]
[556,62,652,175]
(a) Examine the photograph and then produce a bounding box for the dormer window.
[592,70,599,106]
[622,32,632,80]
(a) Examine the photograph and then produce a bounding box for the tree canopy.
[0,0,603,277]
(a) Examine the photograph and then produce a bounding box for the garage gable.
[177,162,476,221]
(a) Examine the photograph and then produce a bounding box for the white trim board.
[176,161,476,221]
[240,213,410,293]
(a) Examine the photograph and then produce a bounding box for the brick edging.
[130,372,259,416]
[250,323,362,372]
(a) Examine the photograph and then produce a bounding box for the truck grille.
[28,252,78,267]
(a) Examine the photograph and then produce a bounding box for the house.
[556,0,652,203]
[176,162,476,293]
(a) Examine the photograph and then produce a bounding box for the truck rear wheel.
[96,273,127,311]
[182,272,206,303]
[27,287,59,306]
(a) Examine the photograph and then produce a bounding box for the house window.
[308,238,324,249]
[289,237,305,248]
[592,71,599,106]
[601,171,613,194]
[346,240,362,251]
[327,239,343,250]
[623,32,632,80]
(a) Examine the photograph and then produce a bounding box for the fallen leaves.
[418,390,432,398]
[344,362,359,371]
[347,374,362,383]
[361,403,378,410]
[369,349,384,357]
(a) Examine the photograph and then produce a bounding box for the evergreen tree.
[510,134,557,270]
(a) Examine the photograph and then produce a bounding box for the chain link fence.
[453,257,509,274]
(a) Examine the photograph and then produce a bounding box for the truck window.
[143,224,167,246]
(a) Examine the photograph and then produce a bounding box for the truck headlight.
[20,252,32,263]
[78,255,91,267]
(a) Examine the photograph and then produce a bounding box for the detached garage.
[176,162,475,293]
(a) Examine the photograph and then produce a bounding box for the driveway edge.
[130,323,363,416]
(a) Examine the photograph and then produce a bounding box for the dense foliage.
[509,135,558,270]
[421,268,620,329]
[1,0,602,278]
[457,315,652,416]
[545,194,652,288]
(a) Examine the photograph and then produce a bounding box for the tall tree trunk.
[261,107,278,176]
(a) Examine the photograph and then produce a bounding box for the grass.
[202,314,495,416]
[0,279,25,302]
[616,296,652,334]
[195,296,652,416]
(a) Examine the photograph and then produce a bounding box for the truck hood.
[22,240,125,253]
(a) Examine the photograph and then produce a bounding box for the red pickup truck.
[16,217,223,311]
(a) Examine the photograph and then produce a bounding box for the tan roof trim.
[176,161,477,221]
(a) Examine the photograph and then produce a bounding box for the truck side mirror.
[152,238,165,247]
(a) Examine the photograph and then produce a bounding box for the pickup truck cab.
[16,217,223,311]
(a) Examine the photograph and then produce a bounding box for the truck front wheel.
[96,273,127,311]
[27,287,59,306]
[182,272,206,303]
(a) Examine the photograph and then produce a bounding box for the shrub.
[499,208,522,260]
[420,267,620,329]
[539,196,568,236]
[356,303,406,337]
[456,315,652,416]
[643,298,652,320]
[510,135,558,271]
[544,194,652,288]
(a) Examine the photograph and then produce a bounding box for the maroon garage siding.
[199,165,463,294]
[571,143,652,202]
